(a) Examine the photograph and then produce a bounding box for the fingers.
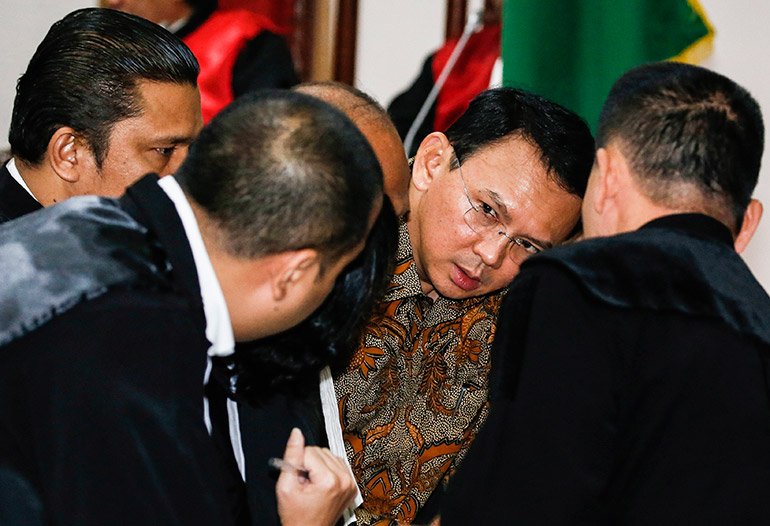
[275,432,358,526]
[281,427,305,469]
[302,446,357,499]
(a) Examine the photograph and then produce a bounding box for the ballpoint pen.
[268,457,310,481]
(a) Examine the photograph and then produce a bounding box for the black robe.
[205,364,327,526]
[442,214,770,525]
[0,175,232,525]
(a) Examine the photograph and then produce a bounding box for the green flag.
[502,0,713,130]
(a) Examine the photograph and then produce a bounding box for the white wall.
[698,0,770,290]
[354,0,446,109]
[2,1,769,288]
[355,0,770,291]
[0,1,95,153]
[1,0,444,148]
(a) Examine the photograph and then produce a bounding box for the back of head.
[295,81,386,122]
[596,62,765,229]
[175,89,384,264]
[445,87,595,198]
[9,8,199,167]
[294,82,411,215]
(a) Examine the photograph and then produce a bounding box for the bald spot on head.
[295,82,411,216]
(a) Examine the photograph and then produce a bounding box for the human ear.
[47,127,86,183]
[590,148,610,215]
[595,145,631,212]
[734,199,763,254]
[270,249,321,301]
[411,132,452,192]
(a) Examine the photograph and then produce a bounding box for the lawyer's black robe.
[0,175,232,525]
[442,214,770,525]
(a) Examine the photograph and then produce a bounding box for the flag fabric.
[502,0,714,129]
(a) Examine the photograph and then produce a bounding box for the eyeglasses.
[454,159,544,263]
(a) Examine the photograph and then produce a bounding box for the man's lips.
[451,264,482,291]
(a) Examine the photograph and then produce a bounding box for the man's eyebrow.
[484,189,511,222]
[484,188,553,250]
[155,134,196,145]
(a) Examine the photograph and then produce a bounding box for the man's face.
[231,197,383,342]
[283,197,383,330]
[409,135,582,300]
[102,0,191,26]
[281,238,370,333]
[78,80,203,198]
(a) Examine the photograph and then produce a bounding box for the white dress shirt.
[6,158,38,201]
[157,175,246,479]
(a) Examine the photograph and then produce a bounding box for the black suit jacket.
[0,163,42,224]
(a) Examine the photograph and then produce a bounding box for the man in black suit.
[0,8,203,224]
[0,89,387,526]
[442,62,770,525]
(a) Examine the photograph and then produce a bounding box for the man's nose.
[472,234,509,268]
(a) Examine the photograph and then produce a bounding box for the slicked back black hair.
[9,8,199,167]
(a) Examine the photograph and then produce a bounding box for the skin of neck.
[14,157,69,206]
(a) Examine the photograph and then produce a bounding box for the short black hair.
[445,87,595,198]
[596,62,764,229]
[188,90,394,395]
[9,8,199,167]
[175,90,384,265]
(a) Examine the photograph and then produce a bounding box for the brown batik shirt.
[334,222,505,525]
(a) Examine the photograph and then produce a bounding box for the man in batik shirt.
[334,87,595,525]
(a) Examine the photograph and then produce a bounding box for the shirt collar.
[158,176,234,357]
[6,158,38,201]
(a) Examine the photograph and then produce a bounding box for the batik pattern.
[334,222,504,525]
